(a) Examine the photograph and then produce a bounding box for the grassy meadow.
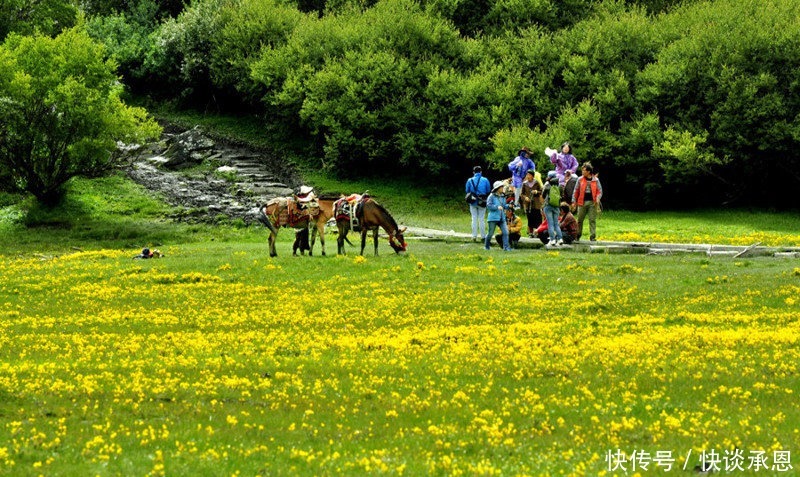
[1,174,800,476]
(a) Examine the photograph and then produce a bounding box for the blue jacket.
[486,192,510,222]
[465,173,491,204]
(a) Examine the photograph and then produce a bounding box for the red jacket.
[574,176,602,206]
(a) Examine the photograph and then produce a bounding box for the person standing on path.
[465,166,492,242]
[542,171,564,247]
[562,169,578,207]
[485,181,513,251]
[521,168,544,237]
[572,162,603,242]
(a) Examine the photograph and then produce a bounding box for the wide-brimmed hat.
[492,181,505,192]
[518,147,531,155]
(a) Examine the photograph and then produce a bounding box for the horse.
[335,196,407,256]
[257,197,334,257]
[333,195,361,255]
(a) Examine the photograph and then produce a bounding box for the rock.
[162,126,216,169]
[120,125,301,224]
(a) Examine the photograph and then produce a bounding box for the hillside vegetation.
[85,0,800,209]
[2,0,800,210]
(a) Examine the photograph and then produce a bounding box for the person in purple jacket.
[548,142,579,186]
[508,147,535,209]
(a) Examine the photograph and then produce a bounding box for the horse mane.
[370,200,399,230]
[317,194,341,201]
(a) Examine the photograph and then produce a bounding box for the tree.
[0,0,77,41]
[0,28,161,205]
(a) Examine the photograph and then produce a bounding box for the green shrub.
[85,1,161,88]
[0,28,161,205]
[143,0,230,104]
[209,0,305,106]
[0,0,77,40]
[252,0,482,173]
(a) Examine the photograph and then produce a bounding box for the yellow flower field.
[1,242,799,476]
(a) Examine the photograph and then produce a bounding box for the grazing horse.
[257,198,334,257]
[336,196,407,256]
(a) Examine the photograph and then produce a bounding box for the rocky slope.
[121,126,301,223]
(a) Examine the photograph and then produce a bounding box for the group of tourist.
[465,143,603,250]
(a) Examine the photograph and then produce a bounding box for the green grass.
[1,234,799,475]
[2,173,800,475]
[3,106,799,474]
[0,174,262,255]
[2,173,800,258]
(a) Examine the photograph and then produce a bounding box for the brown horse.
[336,197,407,256]
[257,198,334,257]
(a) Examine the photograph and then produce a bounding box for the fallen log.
[733,242,762,258]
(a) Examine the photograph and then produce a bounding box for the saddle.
[266,197,318,227]
[334,194,367,231]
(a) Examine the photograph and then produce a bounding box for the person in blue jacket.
[484,181,513,251]
[465,166,492,241]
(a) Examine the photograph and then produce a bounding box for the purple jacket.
[508,155,535,187]
[550,153,578,185]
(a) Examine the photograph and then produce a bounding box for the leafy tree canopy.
[0,28,161,205]
[0,0,78,41]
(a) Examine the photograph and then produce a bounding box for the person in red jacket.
[571,162,603,242]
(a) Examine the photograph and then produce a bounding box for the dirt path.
[123,126,299,223]
[405,227,800,258]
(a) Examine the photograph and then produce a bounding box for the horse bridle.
[388,228,407,250]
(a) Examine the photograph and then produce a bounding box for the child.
[496,202,522,249]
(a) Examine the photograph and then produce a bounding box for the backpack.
[467,178,488,207]
[548,184,561,207]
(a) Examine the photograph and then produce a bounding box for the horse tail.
[257,205,278,234]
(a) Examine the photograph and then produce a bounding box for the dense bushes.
[251,0,498,174]
[4,0,800,208]
[0,0,77,40]
[489,0,800,207]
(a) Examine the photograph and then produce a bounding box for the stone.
[120,125,301,224]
